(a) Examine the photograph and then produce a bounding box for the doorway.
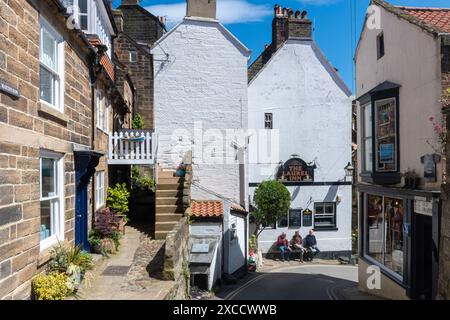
[411,212,432,300]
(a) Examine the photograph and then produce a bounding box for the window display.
[366,194,404,277]
[375,98,397,172]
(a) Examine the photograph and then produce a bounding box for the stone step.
[156,190,183,198]
[156,197,183,205]
[156,213,184,223]
[156,204,184,214]
[156,221,178,232]
[155,230,169,240]
[158,177,184,184]
[157,183,183,191]
[159,170,176,178]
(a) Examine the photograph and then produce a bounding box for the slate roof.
[191,200,224,218]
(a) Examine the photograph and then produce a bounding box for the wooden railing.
[108,130,157,165]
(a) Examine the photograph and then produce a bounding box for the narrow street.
[217,264,382,300]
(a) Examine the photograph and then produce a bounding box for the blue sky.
[113,0,450,93]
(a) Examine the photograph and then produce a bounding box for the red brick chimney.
[272,4,312,48]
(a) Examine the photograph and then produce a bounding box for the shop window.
[361,103,373,172]
[366,194,404,277]
[374,98,397,172]
[40,18,64,111]
[40,151,64,250]
[264,113,273,129]
[314,203,336,230]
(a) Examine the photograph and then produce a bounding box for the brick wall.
[0,0,93,299]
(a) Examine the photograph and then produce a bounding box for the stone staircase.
[155,170,185,240]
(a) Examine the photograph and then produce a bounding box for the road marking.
[225,264,358,300]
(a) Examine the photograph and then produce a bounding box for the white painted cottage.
[150,0,250,279]
[248,5,354,258]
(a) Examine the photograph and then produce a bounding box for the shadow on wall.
[324,185,338,202]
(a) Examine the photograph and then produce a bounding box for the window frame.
[74,0,90,32]
[96,89,104,130]
[264,113,273,129]
[39,150,65,251]
[361,102,373,173]
[313,202,337,230]
[276,208,302,229]
[377,32,385,60]
[95,171,105,209]
[130,51,138,63]
[374,97,398,173]
[39,18,65,112]
[105,95,110,133]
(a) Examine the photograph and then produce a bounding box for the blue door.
[74,151,102,251]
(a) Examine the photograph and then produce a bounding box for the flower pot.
[116,215,127,234]
[175,169,186,177]
[90,243,102,254]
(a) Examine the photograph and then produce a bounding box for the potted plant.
[94,207,122,252]
[88,231,103,254]
[175,163,186,177]
[106,183,130,233]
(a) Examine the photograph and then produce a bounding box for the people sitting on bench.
[277,232,292,262]
[304,229,320,261]
[291,231,305,263]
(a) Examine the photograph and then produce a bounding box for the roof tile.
[395,6,450,34]
[191,200,223,218]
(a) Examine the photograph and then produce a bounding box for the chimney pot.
[301,11,308,19]
[121,0,140,5]
[288,10,294,18]
[295,10,301,19]
[282,8,288,16]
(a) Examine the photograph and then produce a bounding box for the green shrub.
[132,114,144,130]
[32,272,72,300]
[48,244,94,274]
[107,183,130,215]
[131,166,155,191]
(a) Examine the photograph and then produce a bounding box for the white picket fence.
[108,131,157,165]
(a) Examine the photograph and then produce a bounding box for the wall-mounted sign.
[0,80,20,99]
[420,154,441,183]
[414,196,433,216]
[277,158,316,182]
[302,209,313,227]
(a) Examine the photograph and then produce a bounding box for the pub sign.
[277,158,316,182]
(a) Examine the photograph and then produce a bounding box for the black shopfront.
[357,81,441,300]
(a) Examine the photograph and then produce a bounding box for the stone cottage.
[247,5,353,257]
[0,0,107,299]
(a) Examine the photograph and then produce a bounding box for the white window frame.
[313,202,337,230]
[40,18,65,112]
[96,89,104,130]
[361,103,373,172]
[39,150,65,251]
[95,171,105,209]
[73,0,90,32]
[105,95,110,133]
[130,51,138,63]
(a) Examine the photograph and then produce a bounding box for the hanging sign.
[0,80,20,99]
[414,197,433,216]
[277,158,316,182]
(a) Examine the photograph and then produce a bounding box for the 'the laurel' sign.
[0,80,20,99]
[277,158,316,182]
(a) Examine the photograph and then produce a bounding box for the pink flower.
[435,124,442,132]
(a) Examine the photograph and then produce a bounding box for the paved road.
[218,265,364,300]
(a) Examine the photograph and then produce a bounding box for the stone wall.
[0,0,93,299]
[163,217,190,300]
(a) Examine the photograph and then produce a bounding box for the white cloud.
[146,0,272,28]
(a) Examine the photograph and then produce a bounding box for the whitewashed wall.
[248,39,353,254]
[152,18,249,203]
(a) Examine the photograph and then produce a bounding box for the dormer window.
[377,32,385,59]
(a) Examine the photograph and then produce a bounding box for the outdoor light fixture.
[345,162,355,177]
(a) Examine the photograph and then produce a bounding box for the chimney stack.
[186,0,217,20]
[113,10,124,33]
[121,0,140,5]
[272,4,312,48]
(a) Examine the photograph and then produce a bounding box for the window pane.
[40,200,53,240]
[80,15,88,30]
[315,205,324,214]
[364,138,373,171]
[367,194,384,264]
[42,30,56,69]
[41,158,56,198]
[325,204,334,214]
[315,217,334,227]
[79,0,88,13]
[364,105,372,137]
[40,66,54,105]
[277,213,288,228]
[384,197,404,276]
[375,98,397,172]
[289,210,301,228]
